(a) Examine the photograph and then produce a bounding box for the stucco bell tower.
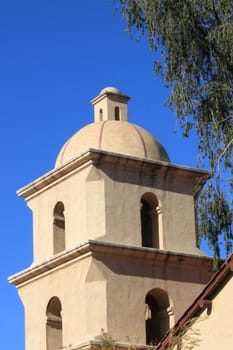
[9,87,213,350]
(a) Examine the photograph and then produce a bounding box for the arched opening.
[114,106,120,120]
[53,202,65,254]
[145,289,173,345]
[46,297,63,350]
[140,193,160,248]
[99,108,103,121]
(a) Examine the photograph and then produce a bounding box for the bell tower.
[9,88,213,350]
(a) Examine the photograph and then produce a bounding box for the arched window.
[114,106,120,120]
[99,108,103,121]
[145,289,173,345]
[140,193,160,248]
[53,202,65,254]
[46,297,63,350]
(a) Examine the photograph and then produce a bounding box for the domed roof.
[55,87,170,167]
[55,121,170,167]
[100,86,121,95]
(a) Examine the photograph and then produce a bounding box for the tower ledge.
[17,149,209,200]
[9,240,213,287]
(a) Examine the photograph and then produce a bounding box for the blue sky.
[0,1,213,349]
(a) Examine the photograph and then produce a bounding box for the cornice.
[8,240,213,287]
[17,149,210,200]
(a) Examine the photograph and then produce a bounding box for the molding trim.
[8,240,213,287]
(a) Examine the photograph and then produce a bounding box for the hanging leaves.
[113,0,233,261]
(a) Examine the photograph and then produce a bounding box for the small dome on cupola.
[55,87,170,167]
[100,86,121,94]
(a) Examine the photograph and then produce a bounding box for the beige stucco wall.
[183,274,233,349]
[94,252,212,343]
[17,250,212,350]
[27,160,203,265]
[101,162,200,255]
[27,163,106,263]
[18,255,107,350]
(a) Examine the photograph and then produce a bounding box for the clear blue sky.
[0,1,212,349]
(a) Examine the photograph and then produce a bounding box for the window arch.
[145,289,174,345]
[46,296,63,350]
[140,193,160,248]
[53,202,65,254]
[114,106,120,120]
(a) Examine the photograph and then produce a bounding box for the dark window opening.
[46,297,62,350]
[115,106,120,120]
[99,108,103,121]
[53,202,65,254]
[141,193,159,248]
[145,289,171,345]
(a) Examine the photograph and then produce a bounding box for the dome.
[55,121,170,167]
[100,86,121,95]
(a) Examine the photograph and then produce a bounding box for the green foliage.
[113,0,233,260]
[166,317,203,350]
[99,329,116,350]
[198,180,232,269]
[59,345,72,350]
[95,320,203,350]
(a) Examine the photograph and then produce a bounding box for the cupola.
[91,86,130,122]
[55,87,170,167]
